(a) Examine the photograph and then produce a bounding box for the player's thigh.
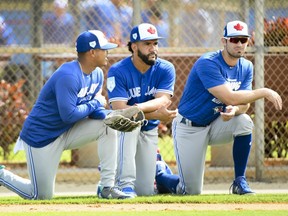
[135,128,158,195]
[209,114,253,145]
[173,118,209,162]
[62,118,107,150]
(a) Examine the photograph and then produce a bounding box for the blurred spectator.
[179,1,215,47]
[42,0,74,45]
[141,0,168,23]
[0,15,16,79]
[83,0,133,46]
[141,0,169,47]
[0,15,15,45]
[0,15,30,98]
[42,0,75,80]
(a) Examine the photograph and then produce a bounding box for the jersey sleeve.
[239,61,253,90]
[107,66,129,103]
[54,74,95,123]
[156,61,176,96]
[196,59,226,89]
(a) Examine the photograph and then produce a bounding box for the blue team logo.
[107,76,116,92]
[89,41,96,48]
[132,33,138,40]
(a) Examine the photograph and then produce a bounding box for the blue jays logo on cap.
[130,23,163,43]
[223,20,250,38]
[76,30,118,52]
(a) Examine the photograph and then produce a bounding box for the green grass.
[0,194,287,204]
[0,194,287,215]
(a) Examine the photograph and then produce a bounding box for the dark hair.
[127,41,133,53]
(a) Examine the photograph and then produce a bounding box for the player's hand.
[95,95,107,107]
[155,106,178,123]
[265,88,282,110]
[220,105,237,121]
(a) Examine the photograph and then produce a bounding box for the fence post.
[254,0,265,180]
[132,0,141,26]
[30,0,43,102]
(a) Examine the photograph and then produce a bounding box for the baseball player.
[106,23,177,197]
[0,30,134,200]
[155,20,282,195]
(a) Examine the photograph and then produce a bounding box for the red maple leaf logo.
[234,23,244,31]
[147,27,156,34]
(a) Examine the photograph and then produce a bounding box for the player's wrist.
[88,99,104,111]
[134,103,142,111]
[234,106,240,113]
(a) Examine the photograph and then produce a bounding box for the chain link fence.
[0,0,287,184]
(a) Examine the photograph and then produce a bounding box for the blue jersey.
[178,50,253,126]
[107,57,175,131]
[20,60,103,147]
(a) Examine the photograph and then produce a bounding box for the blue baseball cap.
[223,20,250,38]
[76,30,118,52]
[130,23,163,43]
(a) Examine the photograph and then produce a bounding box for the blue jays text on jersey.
[127,86,157,100]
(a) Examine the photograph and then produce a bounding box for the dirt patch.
[0,203,287,212]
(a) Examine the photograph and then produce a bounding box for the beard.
[226,47,244,59]
[137,49,157,65]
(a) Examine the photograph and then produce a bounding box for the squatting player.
[106,23,177,197]
[155,20,282,195]
[0,30,133,200]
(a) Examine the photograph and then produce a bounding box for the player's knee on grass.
[36,189,54,200]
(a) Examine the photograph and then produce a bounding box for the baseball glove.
[103,106,146,132]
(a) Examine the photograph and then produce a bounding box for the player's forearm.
[227,88,269,105]
[144,110,169,121]
[143,110,158,120]
[60,99,103,123]
[136,97,171,113]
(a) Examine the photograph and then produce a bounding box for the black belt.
[180,117,208,127]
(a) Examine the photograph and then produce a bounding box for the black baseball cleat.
[230,176,256,195]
